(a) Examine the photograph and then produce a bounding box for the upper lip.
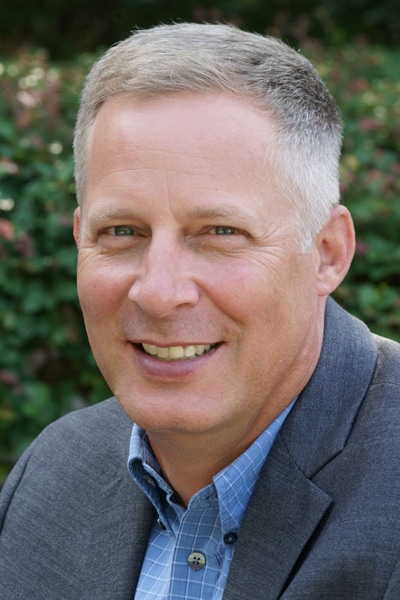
[132,340,219,347]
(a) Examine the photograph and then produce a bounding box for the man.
[1,22,400,600]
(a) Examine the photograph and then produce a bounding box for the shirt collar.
[128,400,295,534]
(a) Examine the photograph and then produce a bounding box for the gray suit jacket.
[1,298,400,599]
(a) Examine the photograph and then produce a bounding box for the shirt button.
[144,474,156,487]
[187,551,206,571]
[157,517,166,530]
[224,532,238,545]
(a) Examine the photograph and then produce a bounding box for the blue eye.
[213,226,237,235]
[113,225,135,236]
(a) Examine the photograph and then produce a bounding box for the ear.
[73,207,81,247]
[315,205,355,297]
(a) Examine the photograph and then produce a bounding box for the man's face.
[75,93,327,450]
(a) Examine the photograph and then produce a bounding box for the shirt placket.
[168,498,223,599]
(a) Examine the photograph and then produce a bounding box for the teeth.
[142,343,212,361]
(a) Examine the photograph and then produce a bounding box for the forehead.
[90,92,275,157]
[83,93,296,243]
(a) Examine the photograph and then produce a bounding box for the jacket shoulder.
[35,396,133,462]
[0,397,133,527]
[0,399,149,599]
[373,333,400,383]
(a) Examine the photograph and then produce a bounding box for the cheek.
[200,259,268,308]
[77,259,132,322]
[203,261,283,329]
[213,257,316,349]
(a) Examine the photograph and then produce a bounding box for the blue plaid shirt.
[128,402,294,599]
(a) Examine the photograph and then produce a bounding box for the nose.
[128,234,200,318]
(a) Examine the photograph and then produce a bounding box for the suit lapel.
[70,399,156,599]
[223,438,332,600]
[280,298,377,479]
[82,473,154,599]
[223,299,378,600]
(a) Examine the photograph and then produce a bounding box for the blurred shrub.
[0,50,110,483]
[0,41,399,483]
[308,43,400,339]
[0,0,399,58]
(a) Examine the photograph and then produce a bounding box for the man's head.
[73,24,354,463]
[74,22,342,252]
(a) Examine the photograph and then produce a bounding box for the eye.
[112,225,136,236]
[211,226,238,235]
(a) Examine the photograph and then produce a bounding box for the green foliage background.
[0,0,399,57]
[0,6,399,484]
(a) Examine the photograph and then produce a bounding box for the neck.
[146,402,286,507]
[148,431,241,507]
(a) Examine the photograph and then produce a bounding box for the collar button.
[224,532,238,544]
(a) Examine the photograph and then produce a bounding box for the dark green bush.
[0,41,399,484]
[0,0,399,58]
[316,44,400,337]
[0,50,110,483]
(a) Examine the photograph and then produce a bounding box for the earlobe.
[73,207,81,247]
[316,205,355,297]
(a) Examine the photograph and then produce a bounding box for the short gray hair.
[74,22,342,251]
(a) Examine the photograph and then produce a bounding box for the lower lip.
[132,344,219,381]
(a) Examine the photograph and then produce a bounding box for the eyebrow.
[90,206,250,219]
[89,204,254,223]
[183,205,255,223]
[88,208,138,222]
[187,207,236,219]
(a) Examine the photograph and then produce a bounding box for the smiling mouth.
[138,342,218,361]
